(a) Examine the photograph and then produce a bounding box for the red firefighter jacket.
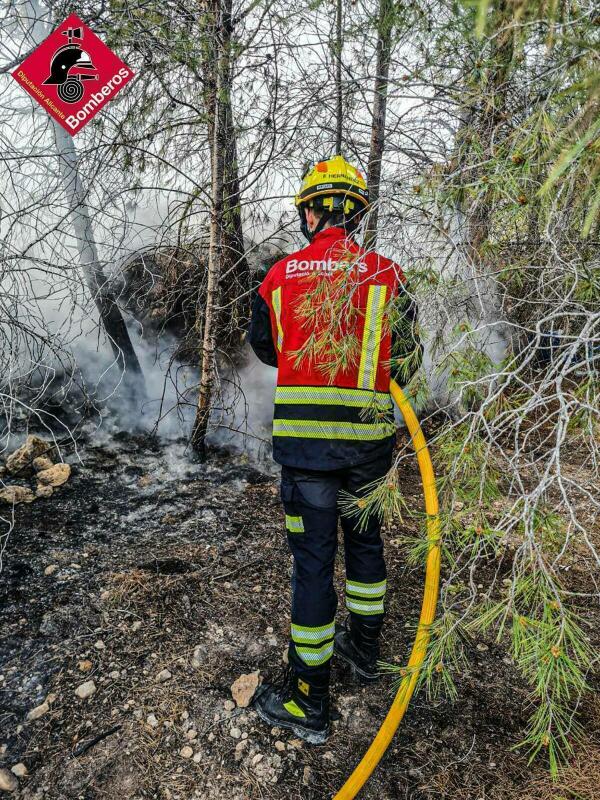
[248,226,421,470]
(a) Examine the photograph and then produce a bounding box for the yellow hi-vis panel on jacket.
[358,285,388,390]
[271,287,283,351]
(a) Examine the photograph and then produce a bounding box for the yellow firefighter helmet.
[295,155,369,240]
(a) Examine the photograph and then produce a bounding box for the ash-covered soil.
[0,431,597,799]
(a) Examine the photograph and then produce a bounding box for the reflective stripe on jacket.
[248,226,420,470]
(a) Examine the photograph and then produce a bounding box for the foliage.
[1,0,598,778]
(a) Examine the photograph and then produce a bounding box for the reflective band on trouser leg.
[273,419,395,440]
[295,642,334,666]
[291,622,335,667]
[275,386,393,408]
[271,287,284,351]
[346,579,386,616]
[285,514,304,533]
[357,285,388,390]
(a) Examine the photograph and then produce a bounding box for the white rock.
[234,747,246,762]
[94,640,105,650]
[252,753,263,765]
[223,700,235,712]
[274,740,285,752]
[186,729,197,740]
[193,751,202,763]
[180,746,193,759]
[75,680,96,699]
[229,727,242,739]
[44,564,58,576]
[191,645,207,668]
[156,669,172,683]
[0,768,18,792]
[10,763,27,778]
[146,713,159,728]
[27,701,50,721]
[131,621,142,632]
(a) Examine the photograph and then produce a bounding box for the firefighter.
[248,155,422,744]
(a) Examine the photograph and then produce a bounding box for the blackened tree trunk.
[28,0,144,398]
[365,0,394,250]
[53,122,145,394]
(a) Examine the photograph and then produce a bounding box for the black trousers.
[280,451,391,680]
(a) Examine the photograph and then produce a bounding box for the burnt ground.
[0,430,599,800]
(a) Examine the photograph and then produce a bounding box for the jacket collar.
[310,226,353,246]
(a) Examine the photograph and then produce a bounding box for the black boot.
[334,617,381,683]
[253,665,330,744]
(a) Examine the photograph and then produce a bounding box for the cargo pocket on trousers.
[281,478,305,534]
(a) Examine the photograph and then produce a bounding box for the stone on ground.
[75,680,96,699]
[32,455,54,472]
[230,670,260,707]
[0,767,18,792]
[37,463,71,488]
[0,486,35,505]
[27,701,50,721]
[191,644,207,668]
[10,764,26,778]
[6,435,54,475]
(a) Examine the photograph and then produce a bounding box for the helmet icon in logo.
[42,26,99,103]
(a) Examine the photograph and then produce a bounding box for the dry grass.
[102,569,162,607]
[497,696,600,800]
[506,744,600,800]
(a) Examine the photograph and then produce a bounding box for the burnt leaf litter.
[0,428,597,799]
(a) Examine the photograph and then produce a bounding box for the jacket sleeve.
[390,280,423,386]
[247,289,278,368]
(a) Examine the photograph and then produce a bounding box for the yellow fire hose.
[333,379,441,799]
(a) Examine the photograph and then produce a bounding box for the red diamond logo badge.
[12,13,135,136]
